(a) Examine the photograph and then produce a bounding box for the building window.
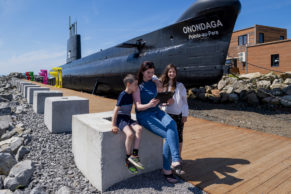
[259,33,264,43]
[271,54,279,67]
[280,36,285,40]
[238,34,247,45]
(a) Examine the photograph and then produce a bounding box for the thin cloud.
[0,49,66,75]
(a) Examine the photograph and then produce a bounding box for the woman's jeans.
[137,109,180,170]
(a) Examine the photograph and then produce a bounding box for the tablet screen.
[155,92,174,103]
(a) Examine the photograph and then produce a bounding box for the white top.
[165,82,189,117]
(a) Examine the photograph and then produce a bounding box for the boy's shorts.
[117,114,137,131]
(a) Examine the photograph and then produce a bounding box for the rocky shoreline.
[188,72,291,108]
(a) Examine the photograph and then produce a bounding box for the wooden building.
[227,25,290,74]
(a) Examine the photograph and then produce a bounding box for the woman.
[160,64,189,161]
[133,61,183,183]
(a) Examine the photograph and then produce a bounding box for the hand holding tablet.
[154,92,174,104]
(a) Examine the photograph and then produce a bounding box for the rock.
[0,116,12,137]
[0,129,17,141]
[262,97,273,103]
[239,72,262,80]
[279,72,291,80]
[3,160,34,191]
[198,87,206,94]
[228,93,239,102]
[257,80,271,89]
[4,84,11,90]
[0,189,13,194]
[271,98,281,105]
[0,137,24,154]
[0,153,17,175]
[220,92,229,103]
[256,88,271,99]
[280,95,291,107]
[30,186,48,194]
[205,85,212,94]
[211,89,220,97]
[15,146,29,162]
[247,92,260,105]
[56,186,72,194]
[218,79,227,90]
[14,106,23,114]
[0,95,12,102]
[261,72,278,81]
[283,85,291,95]
[226,87,234,94]
[284,78,291,85]
[0,175,5,189]
[208,94,220,103]
[0,103,11,116]
[13,190,26,194]
[198,93,207,101]
[271,88,284,96]
[239,90,248,101]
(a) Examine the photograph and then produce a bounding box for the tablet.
[155,92,174,103]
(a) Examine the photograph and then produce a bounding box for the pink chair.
[39,70,48,84]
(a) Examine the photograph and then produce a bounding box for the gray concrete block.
[20,82,34,93]
[27,87,50,104]
[17,81,27,91]
[72,111,163,192]
[44,96,89,133]
[33,91,63,114]
[23,85,40,98]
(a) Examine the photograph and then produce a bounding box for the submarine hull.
[61,0,241,93]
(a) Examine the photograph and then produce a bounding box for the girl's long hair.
[137,61,155,84]
[160,64,177,92]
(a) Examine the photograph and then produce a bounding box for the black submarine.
[61,0,241,94]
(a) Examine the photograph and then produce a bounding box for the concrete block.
[72,111,163,192]
[17,81,26,91]
[44,96,89,133]
[20,82,34,93]
[23,85,40,98]
[27,87,50,104]
[33,91,63,114]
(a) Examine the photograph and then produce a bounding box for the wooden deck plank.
[249,167,291,194]
[268,177,291,194]
[228,158,291,193]
[30,81,291,193]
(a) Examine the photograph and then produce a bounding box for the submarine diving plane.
[60,0,241,93]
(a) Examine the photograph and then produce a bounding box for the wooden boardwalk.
[32,81,291,193]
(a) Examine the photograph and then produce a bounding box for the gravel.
[188,99,291,138]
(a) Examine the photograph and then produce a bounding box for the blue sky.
[0,0,290,75]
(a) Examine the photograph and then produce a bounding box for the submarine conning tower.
[66,17,81,64]
[176,0,241,23]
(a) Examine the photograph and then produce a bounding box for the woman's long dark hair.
[160,64,177,92]
[137,61,155,84]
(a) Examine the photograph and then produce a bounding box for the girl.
[160,64,189,161]
[133,61,183,184]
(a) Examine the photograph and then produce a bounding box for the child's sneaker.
[128,155,144,170]
[126,160,138,174]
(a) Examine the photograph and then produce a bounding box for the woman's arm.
[152,75,163,92]
[133,87,160,111]
[180,84,189,123]
[112,106,120,133]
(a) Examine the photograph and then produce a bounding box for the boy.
[112,74,144,174]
